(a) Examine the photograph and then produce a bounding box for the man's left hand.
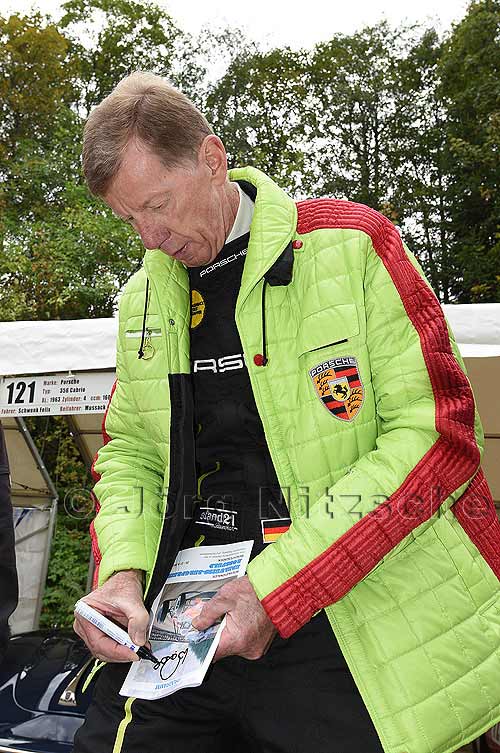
[191,576,277,661]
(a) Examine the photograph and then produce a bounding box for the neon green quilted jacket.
[91,167,500,753]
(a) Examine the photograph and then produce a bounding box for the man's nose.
[136,219,169,250]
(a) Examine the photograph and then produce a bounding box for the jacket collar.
[229,166,297,309]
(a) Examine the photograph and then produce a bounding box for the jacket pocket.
[123,314,163,352]
[296,303,360,357]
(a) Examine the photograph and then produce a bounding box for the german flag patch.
[309,356,364,422]
[261,518,291,544]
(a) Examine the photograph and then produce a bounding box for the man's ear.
[200,135,228,186]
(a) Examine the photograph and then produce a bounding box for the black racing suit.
[180,228,290,558]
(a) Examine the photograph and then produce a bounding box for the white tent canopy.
[0,317,118,377]
[442,303,500,357]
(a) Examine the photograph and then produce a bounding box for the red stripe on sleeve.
[262,200,484,637]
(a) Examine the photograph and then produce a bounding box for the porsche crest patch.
[309,356,364,421]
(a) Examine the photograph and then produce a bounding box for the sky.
[3,0,469,48]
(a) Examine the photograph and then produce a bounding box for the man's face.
[103,137,231,267]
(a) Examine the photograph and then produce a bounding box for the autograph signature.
[152,648,189,681]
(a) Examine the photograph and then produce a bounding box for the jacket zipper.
[125,328,162,338]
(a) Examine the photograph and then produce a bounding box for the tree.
[0,12,78,159]
[0,0,196,323]
[308,22,405,210]
[0,12,81,236]
[26,415,93,629]
[206,45,313,195]
[440,0,500,302]
[59,0,182,114]
[390,29,457,301]
[0,189,145,320]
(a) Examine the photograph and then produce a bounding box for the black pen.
[137,645,159,663]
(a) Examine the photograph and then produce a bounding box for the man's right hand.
[73,569,149,663]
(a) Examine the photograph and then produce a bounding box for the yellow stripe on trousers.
[112,697,135,753]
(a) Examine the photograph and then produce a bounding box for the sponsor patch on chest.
[191,289,206,329]
[309,356,364,421]
[195,506,238,532]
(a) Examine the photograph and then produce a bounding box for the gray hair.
[82,71,213,196]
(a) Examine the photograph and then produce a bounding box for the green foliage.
[0,1,203,323]
[25,415,89,490]
[309,21,404,208]
[1,193,144,320]
[206,45,313,193]
[59,0,182,113]
[440,0,500,302]
[0,12,79,157]
[2,0,498,322]
[40,517,90,628]
[389,28,456,301]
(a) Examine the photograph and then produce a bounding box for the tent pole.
[33,498,58,628]
[65,415,95,471]
[16,417,59,629]
[16,418,58,501]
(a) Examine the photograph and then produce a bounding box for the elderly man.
[73,72,500,753]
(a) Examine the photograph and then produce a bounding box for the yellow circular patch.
[191,289,205,329]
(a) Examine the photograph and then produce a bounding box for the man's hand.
[73,569,149,663]
[191,576,277,661]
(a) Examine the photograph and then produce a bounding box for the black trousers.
[73,611,383,753]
